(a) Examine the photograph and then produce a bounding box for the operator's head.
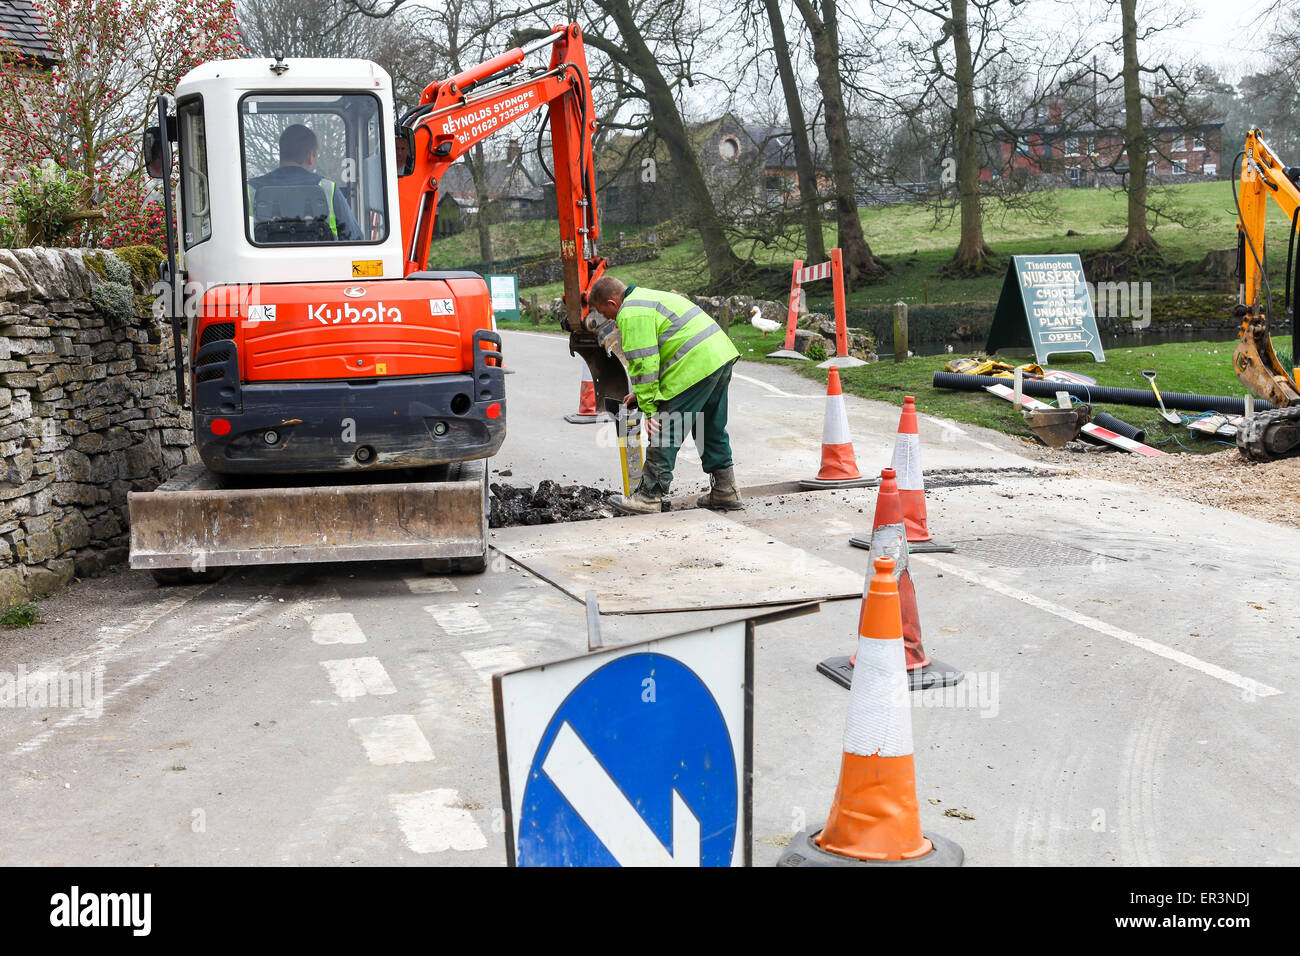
[589,276,627,322]
[279,124,319,170]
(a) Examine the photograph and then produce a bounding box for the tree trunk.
[1116,0,1155,252]
[763,0,825,265]
[594,0,745,289]
[467,143,494,266]
[943,0,998,277]
[792,0,887,286]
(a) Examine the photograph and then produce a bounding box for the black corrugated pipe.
[1089,412,1146,444]
[931,371,1274,415]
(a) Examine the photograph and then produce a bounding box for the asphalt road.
[1,327,1295,866]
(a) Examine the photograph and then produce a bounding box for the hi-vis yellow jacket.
[616,285,739,415]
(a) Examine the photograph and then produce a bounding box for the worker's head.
[279,124,319,170]
[589,276,627,322]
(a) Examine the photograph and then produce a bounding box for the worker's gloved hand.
[622,392,638,409]
[594,319,620,352]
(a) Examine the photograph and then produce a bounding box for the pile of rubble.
[489,480,617,527]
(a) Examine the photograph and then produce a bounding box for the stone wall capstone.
[0,247,196,607]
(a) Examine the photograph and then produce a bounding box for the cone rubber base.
[849,534,956,553]
[816,655,964,691]
[563,412,610,424]
[766,348,808,360]
[818,355,868,370]
[777,828,963,867]
[800,476,880,490]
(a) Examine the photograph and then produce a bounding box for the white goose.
[749,305,781,337]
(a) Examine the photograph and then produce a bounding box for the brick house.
[987,99,1224,187]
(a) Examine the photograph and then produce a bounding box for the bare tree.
[759,0,826,265]
[789,0,888,285]
[874,0,1098,276]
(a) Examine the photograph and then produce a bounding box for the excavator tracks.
[1236,406,1300,461]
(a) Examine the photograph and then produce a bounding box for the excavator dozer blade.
[1233,311,1300,408]
[129,460,487,570]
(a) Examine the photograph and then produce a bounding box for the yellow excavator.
[1233,128,1300,460]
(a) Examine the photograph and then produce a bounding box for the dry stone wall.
[0,247,195,607]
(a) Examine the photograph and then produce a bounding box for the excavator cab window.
[239,92,388,246]
[176,97,212,248]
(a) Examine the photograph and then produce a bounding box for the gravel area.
[1015,437,1300,530]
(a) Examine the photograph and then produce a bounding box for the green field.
[438,180,1294,308]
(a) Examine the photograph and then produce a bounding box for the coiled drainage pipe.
[931,371,1272,415]
[1089,412,1145,444]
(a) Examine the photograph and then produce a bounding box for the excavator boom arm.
[1234,129,1300,410]
[397,24,604,331]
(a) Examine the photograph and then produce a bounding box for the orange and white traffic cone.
[800,367,878,489]
[779,556,962,867]
[819,468,963,692]
[563,357,606,424]
[883,395,955,553]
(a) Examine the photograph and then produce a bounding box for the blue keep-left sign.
[494,621,753,867]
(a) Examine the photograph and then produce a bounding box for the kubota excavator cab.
[151,58,505,475]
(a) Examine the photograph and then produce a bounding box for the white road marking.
[915,554,1283,698]
[389,789,488,853]
[461,645,525,683]
[310,612,367,645]
[542,722,701,866]
[732,372,821,400]
[405,576,458,594]
[348,715,434,765]
[320,657,397,699]
[921,414,1004,453]
[427,603,491,636]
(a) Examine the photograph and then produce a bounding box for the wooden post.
[719,299,731,334]
[893,301,908,363]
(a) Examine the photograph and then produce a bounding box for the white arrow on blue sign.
[494,621,752,867]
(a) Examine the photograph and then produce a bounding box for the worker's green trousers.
[640,359,737,497]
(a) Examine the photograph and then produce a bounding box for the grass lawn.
[497,179,1293,309]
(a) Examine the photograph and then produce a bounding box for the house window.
[1193,132,1205,150]
[1204,162,1217,176]
[718,135,741,162]
[1172,160,1186,175]
[1069,165,1082,186]
[1065,137,1079,155]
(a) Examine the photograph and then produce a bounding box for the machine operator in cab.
[247,124,364,242]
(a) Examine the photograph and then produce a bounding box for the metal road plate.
[491,510,865,614]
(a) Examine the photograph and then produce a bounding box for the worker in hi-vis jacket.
[588,276,742,515]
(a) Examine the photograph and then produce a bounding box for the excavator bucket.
[129,459,488,570]
[1232,310,1300,408]
[569,323,630,411]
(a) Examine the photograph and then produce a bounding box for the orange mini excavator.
[129,24,628,579]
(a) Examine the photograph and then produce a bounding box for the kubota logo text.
[309,302,404,325]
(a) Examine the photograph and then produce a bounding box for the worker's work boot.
[696,467,743,511]
[610,485,663,516]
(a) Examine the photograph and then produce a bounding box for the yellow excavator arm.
[1233,129,1300,408]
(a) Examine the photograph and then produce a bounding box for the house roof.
[0,0,57,67]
